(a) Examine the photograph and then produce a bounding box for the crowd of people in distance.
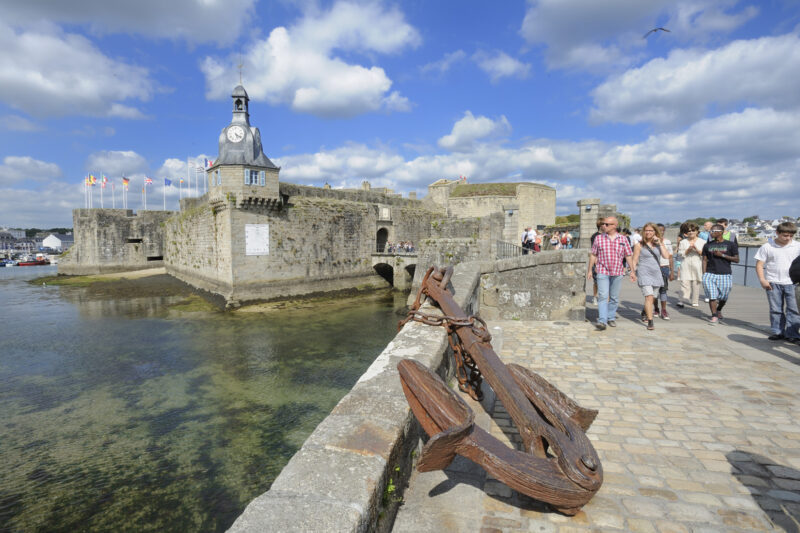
[587,216,800,343]
[521,227,574,254]
[384,241,415,254]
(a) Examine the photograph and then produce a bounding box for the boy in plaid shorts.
[702,224,739,324]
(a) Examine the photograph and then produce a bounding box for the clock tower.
[208,84,281,207]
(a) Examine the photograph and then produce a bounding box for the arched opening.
[376,227,389,253]
[373,263,394,286]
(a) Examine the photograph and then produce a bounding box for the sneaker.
[647,320,654,330]
[592,296,598,305]
[661,309,670,320]
[710,316,719,325]
[717,312,723,320]
[691,302,699,307]
[595,322,607,331]
[768,334,785,341]
[608,320,617,327]
[676,302,685,309]
[704,297,710,303]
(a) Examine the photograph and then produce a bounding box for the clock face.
[227,125,245,143]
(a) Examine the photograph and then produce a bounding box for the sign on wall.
[245,224,269,255]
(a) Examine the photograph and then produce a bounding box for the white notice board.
[245,224,270,255]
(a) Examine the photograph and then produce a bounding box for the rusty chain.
[399,301,490,402]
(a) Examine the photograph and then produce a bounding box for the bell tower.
[207,84,281,209]
[231,85,250,126]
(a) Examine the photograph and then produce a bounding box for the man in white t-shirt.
[755,221,800,343]
[630,228,642,247]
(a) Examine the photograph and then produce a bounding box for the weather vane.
[237,53,244,84]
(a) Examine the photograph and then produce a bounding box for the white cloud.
[591,34,800,127]
[0,115,42,132]
[85,151,149,177]
[438,111,512,152]
[0,0,256,46]
[0,22,154,118]
[520,0,757,71]
[0,182,82,228]
[277,106,800,224]
[472,51,531,82]
[201,1,420,118]
[0,156,62,186]
[421,50,466,75]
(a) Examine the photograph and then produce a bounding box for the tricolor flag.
[89,174,97,185]
[145,177,153,185]
[102,174,108,184]
[122,177,130,190]
[164,178,172,187]
[205,158,213,168]
[179,178,184,184]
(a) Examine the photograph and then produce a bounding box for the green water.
[0,266,405,532]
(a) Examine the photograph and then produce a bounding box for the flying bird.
[643,27,671,38]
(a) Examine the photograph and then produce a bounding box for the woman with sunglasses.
[630,222,671,330]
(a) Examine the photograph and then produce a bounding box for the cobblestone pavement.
[394,283,800,532]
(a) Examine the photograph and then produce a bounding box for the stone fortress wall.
[164,185,442,305]
[427,180,556,243]
[59,209,173,275]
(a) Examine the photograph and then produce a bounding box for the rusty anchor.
[397,266,603,514]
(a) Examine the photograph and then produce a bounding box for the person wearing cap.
[702,224,739,324]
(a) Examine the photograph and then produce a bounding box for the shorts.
[702,273,732,301]
[640,285,661,297]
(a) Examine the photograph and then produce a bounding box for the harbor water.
[0,266,405,532]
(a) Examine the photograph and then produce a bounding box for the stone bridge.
[371,253,417,290]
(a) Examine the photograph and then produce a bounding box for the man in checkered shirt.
[587,216,634,330]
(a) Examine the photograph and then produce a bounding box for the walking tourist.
[718,218,738,244]
[699,220,713,241]
[755,222,800,342]
[631,223,671,330]
[588,217,633,330]
[676,222,705,308]
[550,231,561,250]
[589,218,605,305]
[652,223,674,319]
[522,227,533,254]
[702,224,739,324]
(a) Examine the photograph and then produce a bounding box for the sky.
[1,0,800,229]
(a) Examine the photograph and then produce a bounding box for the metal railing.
[731,245,759,288]
[496,241,526,259]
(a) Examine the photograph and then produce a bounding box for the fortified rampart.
[163,183,441,305]
[427,181,556,242]
[59,209,172,275]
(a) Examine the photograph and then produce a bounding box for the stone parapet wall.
[228,262,481,533]
[479,249,588,321]
[280,182,434,208]
[59,209,173,275]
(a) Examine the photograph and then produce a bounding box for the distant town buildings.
[0,227,74,254]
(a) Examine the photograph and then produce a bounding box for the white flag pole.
[100,175,104,208]
[112,182,116,208]
[163,180,166,210]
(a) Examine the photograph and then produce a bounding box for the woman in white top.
[676,222,706,307]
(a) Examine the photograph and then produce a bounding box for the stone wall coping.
[228,262,481,533]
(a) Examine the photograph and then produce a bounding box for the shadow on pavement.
[727,450,800,532]
[726,334,800,366]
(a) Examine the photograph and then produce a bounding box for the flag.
[122,177,129,190]
[102,174,108,184]
[145,177,153,185]
[101,180,106,189]
[179,178,184,184]
[164,178,172,186]
[85,176,90,186]
[89,174,97,185]
[204,158,209,168]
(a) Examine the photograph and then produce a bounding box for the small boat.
[17,257,49,266]
[0,259,17,267]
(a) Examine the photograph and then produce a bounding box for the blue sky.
[1,0,800,228]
